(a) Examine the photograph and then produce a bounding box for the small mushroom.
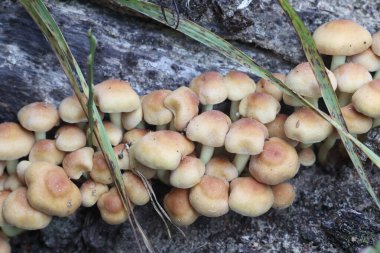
[170,156,205,189]
[122,171,149,206]
[121,104,143,131]
[271,182,296,209]
[90,151,113,185]
[62,147,94,179]
[55,125,86,152]
[97,187,132,225]
[80,179,108,207]
[91,121,123,148]
[205,156,238,182]
[4,174,23,191]
[29,139,66,165]
[298,147,316,167]
[239,92,280,124]
[349,48,380,73]
[16,161,31,185]
[142,90,173,130]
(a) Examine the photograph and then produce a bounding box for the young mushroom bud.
[97,187,132,225]
[62,147,94,180]
[170,156,205,189]
[272,182,296,209]
[164,188,199,226]
[55,125,86,152]
[298,147,316,167]
[205,156,238,182]
[29,139,66,165]
[239,92,280,124]
[80,179,108,207]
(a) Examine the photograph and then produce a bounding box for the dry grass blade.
[19,1,154,252]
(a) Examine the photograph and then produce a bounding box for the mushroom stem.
[375,70,380,79]
[135,121,146,129]
[156,170,171,185]
[202,104,213,112]
[299,143,313,149]
[199,145,215,164]
[330,55,346,71]
[337,91,352,107]
[229,101,240,122]
[169,121,176,131]
[6,160,18,174]
[233,154,250,175]
[1,225,24,237]
[110,113,122,129]
[156,124,167,131]
[35,132,46,141]
[317,134,339,165]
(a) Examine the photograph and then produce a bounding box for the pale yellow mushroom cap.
[266,114,298,147]
[55,125,86,152]
[229,177,274,217]
[349,48,380,72]
[0,233,10,253]
[164,188,199,226]
[284,107,333,144]
[372,31,380,56]
[97,187,131,225]
[298,148,316,167]
[205,156,238,182]
[225,118,268,155]
[3,187,52,230]
[59,94,87,123]
[92,121,123,148]
[80,179,109,207]
[189,175,229,217]
[16,160,31,185]
[164,86,199,131]
[352,79,380,118]
[4,174,23,191]
[190,71,228,105]
[249,137,299,185]
[341,103,373,134]
[313,19,372,56]
[122,129,148,146]
[186,110,231,147]
[282,93,304,107]
[285,62,337,98]
[29,139,66,165]
[121,104,143,130]
[94,79,140,113]
[239,92,280,124]
[90,151,113,185]
[223,71,256,101]
[133,130,194,171]
[122,171,149,206]
[63,147,94,180]
[170,156,205,189]
[333,63,372,93]
[256,73,285,101]
[142,90,173,126]
[0,191,11,226]
[0,122,35,161]
[272,182,296,209]
[17,102,59,133]
[25,161,81,217]
[128,152,157,179]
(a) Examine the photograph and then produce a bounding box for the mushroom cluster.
[0,18,379,251]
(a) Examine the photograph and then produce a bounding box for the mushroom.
[256,73,285,102]
[298,147,316,167]
[169,156,205,189]
[121,103,143,131]
[90,151,113,185]
[266,114,298,147]
[313,19,372,70]
[17,102,59,140]
[80,179,108,207]
[97,187,131,225]
[16,160,31,185]
[352,79,380,120]
[142,90,173,130]
[239,92,280,124]
[91,121,123,148]
[0,191,11,227]
[349,48,380,74]
[271,182,296,209]
[122,129,148,146]
[372,31,380,78]
[205,156,238,182]
[55,125,86,152]
[62,147,94,179]
[122,171,149,206]
[28,139,66,165]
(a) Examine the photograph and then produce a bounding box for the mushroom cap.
[298,148,316,167]
[229,177,274,217]
[128,152,157,179]
[223,71,256,101]
[249,137,299,185]
[349,48,380,72]
[189,175,229,217]
[80,179,109,207]
[284,107,333,144]
[97,187,131,225]
[372,31,380,56]
[90,151,113,184]
[190,71,228,105]
[133,130,194,171]
[164,86,199,131]
[0,122,35,160]
[170,156,205,189]
[59,94,87,123]
[25,161,81,217]
[17,102,59,133]
[121,104,143,130]
[122,171,149,206]
[333,63,372,93]
[4,174,24,191]
[239,92,281,124]
[122,129,148,146]
[142,90,173,126]
[113,144,129,171]
[266,114,298,147]
[92,121,123,148]
[341,103,373,134]
[63,147,94,180]
[164,188,199,226]
[313,19,372,56]
[352,79,380,118]
[29,139,66,165]
[285,62,337,98]
[0,190,11,226]
[55,125,86,152]
[271,182,296,209]
[186,110,231,147]
[282,93,304,107]
[205,156,238,182]
[256,73,285,101]
[94,79,140,113]
[225,118,268,155]
[16,160,32,185]
[3,187,52,230]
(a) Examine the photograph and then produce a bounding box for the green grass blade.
[86,29,96,147]
[277,0,380,209]
[19,1,153,252]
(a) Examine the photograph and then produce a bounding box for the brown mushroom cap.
[59,94,87,123]
[313,19,372,56]
[223,71,256,101]
[0,122,35,161]
[239,92,280,124]
[249,137,299,185]
[94,79,140,113]
[55,125,86,152]
[25,161,81,217]
[349,48,380,72]
[190,71,228,106]
[0,190,11,226]
[266,114,298,147]
[97,187,131,225]
[17,102,59,133]
[189,175,229,217]
[205,156,238,182]
[272,182,296,209]
[333,63,372,93]
[62,147,94,180]
[170,156,205,189]
[284,107,333,144]
[90,151,113,184]
[80,179,109,207]
[341,103,373,134]
[163,188,199,226]
[122,172,149,206]
[298,148,316,167]
[29,139,66,165]
[121,104,143,131]
[3,187,52,230]
[164,86,200,131]
[122,129,148,146]
[229,177,274,217]
[372,31,380,56]
[352,79,380,118]
[142,90,173,126]
[256,73,285,101]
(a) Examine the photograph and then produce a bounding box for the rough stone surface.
[1,0,380,252]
